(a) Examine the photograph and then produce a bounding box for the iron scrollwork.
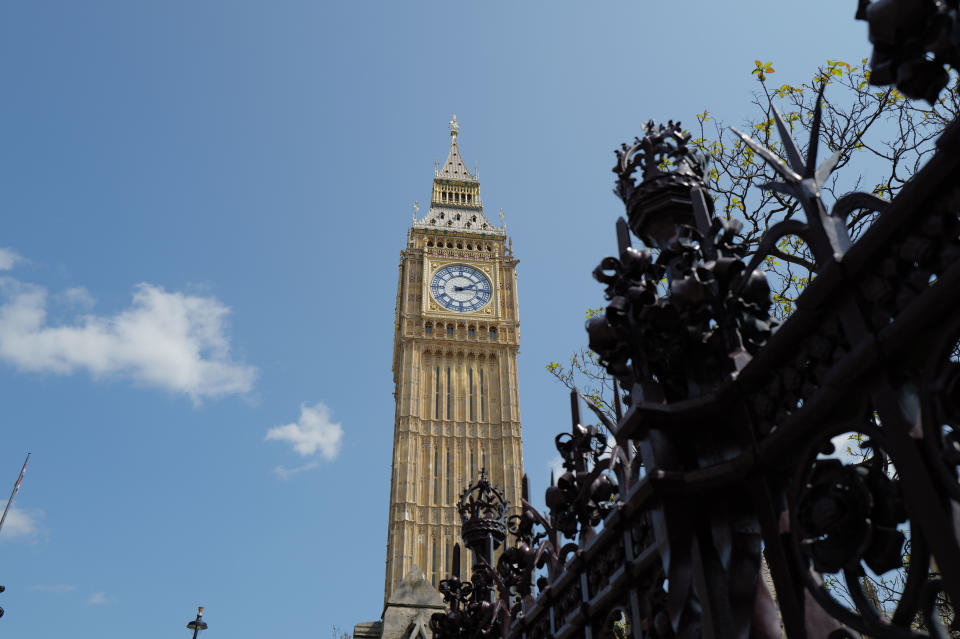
[431,1,960,636]
[590,119,778,408]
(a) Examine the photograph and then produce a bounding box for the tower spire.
[413,117,505,234]
[436,114,475,182]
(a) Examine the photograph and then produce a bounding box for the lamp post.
[457,469,507,604]
[430,470,510,639]
[186,606,207,638]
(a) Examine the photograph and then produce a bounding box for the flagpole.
[0,453,30,537]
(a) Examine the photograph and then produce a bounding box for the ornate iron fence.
[430,2,960,637]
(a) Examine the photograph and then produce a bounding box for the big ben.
[384,116,524,601]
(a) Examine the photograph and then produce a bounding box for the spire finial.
[499,208,504,226]
[449,114,460,140]
[413,200,419,222]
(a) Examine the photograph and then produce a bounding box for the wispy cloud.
[266,402,343,461]
[0,506,44,543]
[0,276,255,402]
[0,248,21,271]
[87,592,112,605]
[58,286,96,309]
[29,584,76,593]
[272,461,320,480]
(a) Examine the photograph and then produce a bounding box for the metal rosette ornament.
[785,419,954,639]
[919,313,960,504]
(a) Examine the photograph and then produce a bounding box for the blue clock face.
[430,264,493,313]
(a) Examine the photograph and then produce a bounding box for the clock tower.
[384,116,524,601]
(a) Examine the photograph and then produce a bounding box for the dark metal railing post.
[458,469,507,605]
[430,472,511,638]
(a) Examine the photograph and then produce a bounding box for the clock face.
[430,264,493,313]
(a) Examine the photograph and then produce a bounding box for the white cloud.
[29,584,76,592]
[87,592,112,605]
[0,506,44,543]
[59,286,96,309]
[0,248,21,271]
[266,402,343,460]
[0,278,255,401]
[272,460,320,480]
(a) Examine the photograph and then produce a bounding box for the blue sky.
[0,2,874,637]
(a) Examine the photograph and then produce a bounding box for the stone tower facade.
[383,116,524,601]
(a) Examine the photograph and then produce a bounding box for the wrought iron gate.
[430,2,960,637]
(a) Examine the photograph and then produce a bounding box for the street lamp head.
[186,606,208,634]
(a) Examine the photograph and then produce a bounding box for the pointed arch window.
[468,368,475,421]
[446,367,452,419]
[446,448,452,503]
[470,449,475,480]
[480,369,486,421]
[432,538,438,586]
[435,367,441,419]
[433,447,440,505]
[445,541,451,580]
